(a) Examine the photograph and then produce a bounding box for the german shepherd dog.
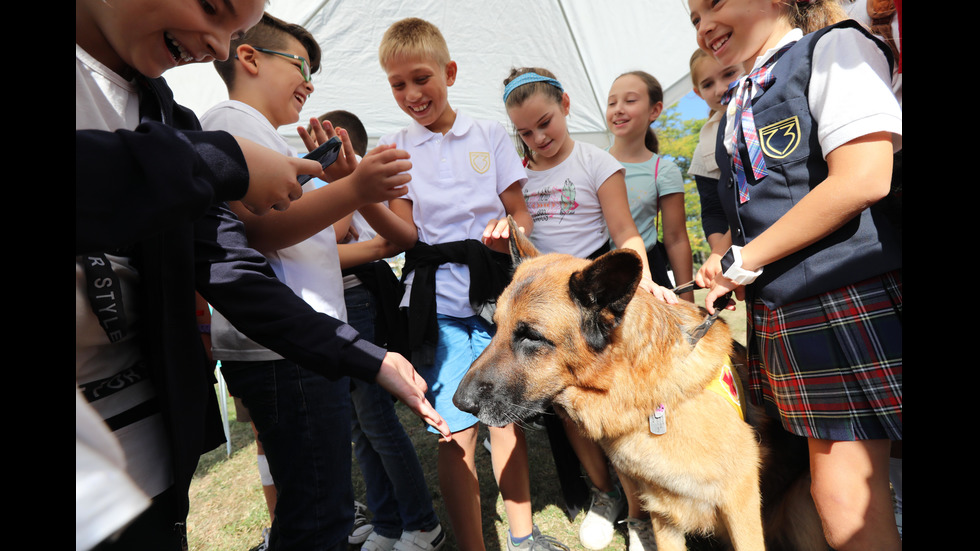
[454,218,827,551]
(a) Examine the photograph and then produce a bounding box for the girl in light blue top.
[606,71,693,303]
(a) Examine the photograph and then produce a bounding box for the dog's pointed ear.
[568,249,642,351]
[507,214,539,265]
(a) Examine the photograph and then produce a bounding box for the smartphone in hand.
[297,136,342,185]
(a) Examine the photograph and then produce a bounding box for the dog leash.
[671,281,733,345]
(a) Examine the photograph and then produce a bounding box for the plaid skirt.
[747,270,902,441]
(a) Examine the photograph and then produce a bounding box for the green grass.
[188,397,606,551]
[187,291,747,550]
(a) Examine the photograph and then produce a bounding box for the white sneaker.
[393,524,446,551]
[361,531,399,551]
[626,517,658,551]
[579,488,626,550]
[350,501,375,544]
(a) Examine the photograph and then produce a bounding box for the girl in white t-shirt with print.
[501,66,676,551]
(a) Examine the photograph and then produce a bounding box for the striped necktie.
[722,42,796,204]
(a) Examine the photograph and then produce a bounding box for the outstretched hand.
[297,118,358,182]
[375,352,450,440]
[235,136,319,215]
[350,143,413,204]
[482,218,526,254]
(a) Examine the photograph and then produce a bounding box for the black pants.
[647,242,673,288]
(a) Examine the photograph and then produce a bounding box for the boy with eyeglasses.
[202,13,424,551]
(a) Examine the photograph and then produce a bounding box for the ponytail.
[787,0,847,33]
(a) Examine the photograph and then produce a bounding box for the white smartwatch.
[720,245,763,285]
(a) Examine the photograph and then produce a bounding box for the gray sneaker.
[579,488,626,550]
[248,527,270,551]
[507,525,570,551]
[626,517,658,551]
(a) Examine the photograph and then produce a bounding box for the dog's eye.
[513,322,553,351]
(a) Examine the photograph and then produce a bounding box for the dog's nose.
[452,376,489,414]
[452,384,476,413]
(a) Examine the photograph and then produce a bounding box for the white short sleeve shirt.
[523,142,624,259]
[379,110,527,317]
[201,100,347,360]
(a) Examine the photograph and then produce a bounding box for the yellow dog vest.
[649,357,744,435]
[706,357,744,421]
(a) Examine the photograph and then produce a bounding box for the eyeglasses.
[253,47,312,82]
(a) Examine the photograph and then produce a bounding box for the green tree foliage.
[653,105,713,268]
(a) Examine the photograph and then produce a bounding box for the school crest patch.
[759,116,801,159]
[469,152,491,174]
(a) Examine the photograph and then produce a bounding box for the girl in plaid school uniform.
[689,0,902,549]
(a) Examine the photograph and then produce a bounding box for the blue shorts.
[417,314,493,435]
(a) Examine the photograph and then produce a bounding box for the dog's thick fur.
[453,218,826,551]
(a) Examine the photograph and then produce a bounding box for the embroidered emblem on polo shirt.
[759,116,801,159]
[470,151,490,174]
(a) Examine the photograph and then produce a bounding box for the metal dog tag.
[649,404,667,435]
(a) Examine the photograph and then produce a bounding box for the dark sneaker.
[349,501,374,544]
[507,525,570,551]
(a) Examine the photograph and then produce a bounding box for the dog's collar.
[649,357,744,435]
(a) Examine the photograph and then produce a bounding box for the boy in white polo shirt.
[375,16,568,551]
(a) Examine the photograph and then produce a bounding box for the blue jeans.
[346,284,439,538]
[222,359,353,551]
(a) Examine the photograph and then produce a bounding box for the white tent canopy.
[167,0,698,150]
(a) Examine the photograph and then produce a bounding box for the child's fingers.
[333,129,357,171]
[483,218,501,238]
[236,136,308,214]
[294,157,325,190]
[366,142,399,157]
[705,278,738,314]
[296,126,317,152]
[313,118,334,144]
[695,266,712,289]
[337,128,356,161]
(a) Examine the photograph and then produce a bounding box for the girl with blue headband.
[501,66,675,303]
[501,66,677,551]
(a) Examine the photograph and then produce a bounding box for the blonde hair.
[784,0,847,33]
[688,49,711,89]
[378,17,450,69]
[688,48,718,118]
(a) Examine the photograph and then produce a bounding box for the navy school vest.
[714,20,902,309]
